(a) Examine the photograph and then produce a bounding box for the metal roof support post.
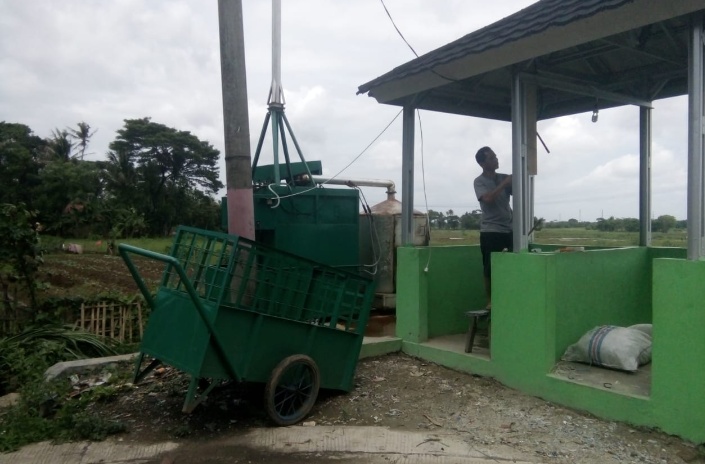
[401,105,416,245]
[687,13,705,260]
[529,176,535,242]
[639,107,652,247]
[511,74,530,251]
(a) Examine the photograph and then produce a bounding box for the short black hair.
[475,146,493,165]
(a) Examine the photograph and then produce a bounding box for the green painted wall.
[648,247,687,259]
[395,245,705,443]
[492,253,553,385]
[652,258,705,440]
[396,245,485,341]
[395,247,427,343]
[551,248,652,359]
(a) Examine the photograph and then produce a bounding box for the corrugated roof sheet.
[358,0,633,95]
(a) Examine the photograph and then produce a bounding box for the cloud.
[0,0,693,222]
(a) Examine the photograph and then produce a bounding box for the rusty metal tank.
[359,192,429,309]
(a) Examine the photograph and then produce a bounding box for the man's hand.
[480,174,512,204]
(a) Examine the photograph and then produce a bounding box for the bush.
[0,203,43,312]
[0,322,129,451]
[0,324,117,395]
[0,375,126,452]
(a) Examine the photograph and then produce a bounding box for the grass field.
[41,227,688,256]
[41,236,174,254]
[430,227,688,248]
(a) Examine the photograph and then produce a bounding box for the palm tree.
[103,149,139,206]
[68,121,97,160]
[47,129,73,162]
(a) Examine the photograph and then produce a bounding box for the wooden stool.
[465,309,490,353]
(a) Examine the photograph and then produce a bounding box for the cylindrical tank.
[359,193,429,307]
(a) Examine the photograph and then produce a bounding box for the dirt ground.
[37,254,705,463]
[40,253,163,299]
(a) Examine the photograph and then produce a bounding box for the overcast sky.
[0,0,690,222]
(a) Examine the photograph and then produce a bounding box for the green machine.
[221,160,361,271]
[251,160,360,272]
[220,62,361,272]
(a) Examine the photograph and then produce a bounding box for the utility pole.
[218,0,255,239]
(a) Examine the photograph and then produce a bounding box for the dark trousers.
[480,232,513,278]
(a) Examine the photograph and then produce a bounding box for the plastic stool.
[465,309,490,353]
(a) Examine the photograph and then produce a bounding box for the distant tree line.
[546,215,683,233]
[0,118,223,239]
[427,210,684,234]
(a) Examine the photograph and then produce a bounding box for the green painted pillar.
[396,246,428,343]
[652,258,705,442]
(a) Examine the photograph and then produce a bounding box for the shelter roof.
[358,0,705,121]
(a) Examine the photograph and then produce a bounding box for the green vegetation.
[427,208,687,248]
[0,324,127,452]
[1,119,223,240]
[0,371,129,452]
[41,236,174,255]
[0,203,43,311]
[0,208,137,452]
[0,324,117,394]
[430,227,687,248]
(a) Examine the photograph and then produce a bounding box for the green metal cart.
[119,226,375,426]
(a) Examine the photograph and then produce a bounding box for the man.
[473,146,512,310]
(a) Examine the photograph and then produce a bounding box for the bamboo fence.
[76,301,145,342]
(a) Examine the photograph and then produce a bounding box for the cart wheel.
[265,354,320,426]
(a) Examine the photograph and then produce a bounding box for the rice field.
[430,228,687,248]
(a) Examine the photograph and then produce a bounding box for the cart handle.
[118,243,240,381]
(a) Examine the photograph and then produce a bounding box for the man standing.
[473,146,513,310]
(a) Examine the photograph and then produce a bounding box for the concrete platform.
[550,360,651,398]
[0,426,540,464]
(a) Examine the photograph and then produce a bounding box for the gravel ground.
[71,352,705,464]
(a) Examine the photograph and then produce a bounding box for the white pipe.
[311,175,396,194]
[268,0,284,105]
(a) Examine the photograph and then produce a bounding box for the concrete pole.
[218,0,255,239]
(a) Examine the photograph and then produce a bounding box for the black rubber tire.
[264,354,320,426]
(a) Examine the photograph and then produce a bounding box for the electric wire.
[265,108,403,206]
[379,0,418,57]
[378,0,459,83]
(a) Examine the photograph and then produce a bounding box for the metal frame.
[687,13,705,260]
[640,107,652,246]
[401,105,416,245]
[511,74,530,251]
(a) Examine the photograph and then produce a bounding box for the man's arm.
[478,175,512,204]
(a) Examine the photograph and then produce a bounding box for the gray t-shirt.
[474,173,512,233]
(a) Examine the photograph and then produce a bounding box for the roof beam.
[599,37,684,66]
[520,72,654,108]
